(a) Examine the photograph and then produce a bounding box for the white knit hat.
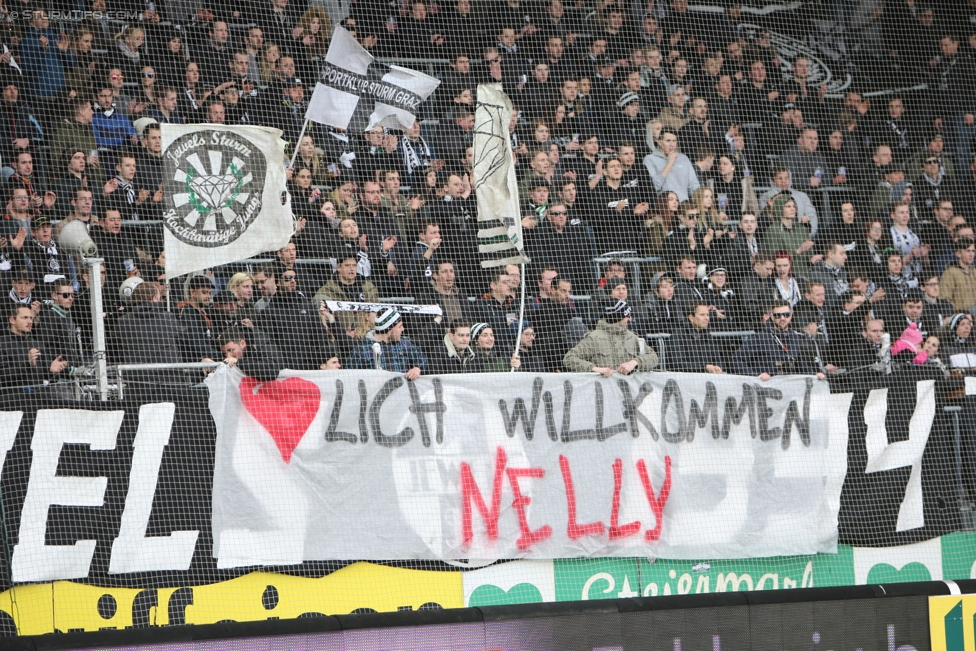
[375,308,402,332]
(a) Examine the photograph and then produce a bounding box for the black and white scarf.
[402,136,432,176]
[116,176,136,205]
[822,263,850,295]
[775,276,801,306]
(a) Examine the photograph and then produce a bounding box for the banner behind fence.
[0,369,965,634]
[208,368,845,563]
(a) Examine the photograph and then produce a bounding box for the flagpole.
[288,119,311,168]
[511,262,526,372]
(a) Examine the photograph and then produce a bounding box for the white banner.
[474,84,528,267]
[306,26,440,132]
[161,124,293,278]
[206,368,848,568]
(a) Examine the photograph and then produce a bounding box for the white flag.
[161,124,293,278]
[306,26,440,132]
[474,84,529,267]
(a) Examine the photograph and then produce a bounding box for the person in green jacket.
[49,98,106,185]
[563,301,659,375]
[764,192,815,279]
[471,322,515,372]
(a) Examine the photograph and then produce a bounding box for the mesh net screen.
[0,0,971,637]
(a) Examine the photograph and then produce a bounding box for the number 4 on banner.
[863,380,936,532]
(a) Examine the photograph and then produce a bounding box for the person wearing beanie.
[890,322,929,366]
[607,91,644,148]
[470,322,515,372]
[940,312,976,360]
[563,300,658,375]
[345,308,427,379]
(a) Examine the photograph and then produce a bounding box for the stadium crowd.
[1,0,976,387]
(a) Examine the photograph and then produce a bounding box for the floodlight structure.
[59,220,108,401]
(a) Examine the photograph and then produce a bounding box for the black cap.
[187,275,214,291]
[593,54,615,67]
[32,215,51,229]
[11,267,33,283]
[213,289,237,305]
[284,76,303,87]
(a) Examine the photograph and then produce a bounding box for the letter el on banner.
[207,368,848,566]
[930,595,976,651]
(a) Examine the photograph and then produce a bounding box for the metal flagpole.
[510,262,526,372]
[288,119,311,168]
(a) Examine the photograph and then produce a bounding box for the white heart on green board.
[462,560,555,606]
[852,537,942,585]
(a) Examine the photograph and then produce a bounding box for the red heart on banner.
[239,376,321,463]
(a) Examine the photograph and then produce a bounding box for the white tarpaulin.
[473,84,528,267]
[306,26,440,132]
[161,124,293,278]
[206,368,848,567]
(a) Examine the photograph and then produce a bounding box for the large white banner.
[161,124,293,278]
[206,368,848,568]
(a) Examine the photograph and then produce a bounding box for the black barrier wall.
[10,580,970,651]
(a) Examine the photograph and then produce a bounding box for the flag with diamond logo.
[161,124,293,277]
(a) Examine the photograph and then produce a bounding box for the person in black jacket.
[843,318,885,371]
[420,174,480,292]
[722,212,762,281]
[90,208,141,291]
[737,252,775,328]
[824,290,871,368]
[259,268,339,370]
[258,77,306,145]
[662,202,716,268]
[218,326,292,381]
[585,157,650,254]
[0,304,69,390]
[178,275,218,363]
[643,273,678,335]
[732,300,825,380]
[932,34,976,170]
[667,301,727,373]
[531,276,577,371]
[672,256,705,317]
[33,278,86,369]
[428,320,483,374]
[0,75,41,166]
[112,281,186,387]
[920,273,955,334]
[526,202,594,292]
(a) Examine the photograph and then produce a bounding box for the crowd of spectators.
[2,0,976,389]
